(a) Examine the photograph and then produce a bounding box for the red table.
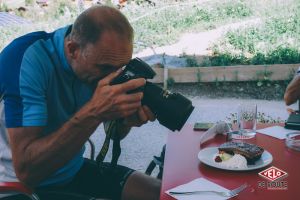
[160,124,300,200]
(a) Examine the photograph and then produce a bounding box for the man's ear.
[65,40,80,59]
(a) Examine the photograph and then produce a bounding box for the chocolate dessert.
[218,142,264,164]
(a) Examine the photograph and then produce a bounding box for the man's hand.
[124,105,155,128]
[112,105,156,140]
[84,69,146,122]
[284,75,300,105]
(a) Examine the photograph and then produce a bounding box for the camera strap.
[111,135,121,167]
[96,120,121,169]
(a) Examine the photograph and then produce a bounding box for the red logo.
[259,166,288,182]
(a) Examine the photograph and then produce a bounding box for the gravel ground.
[84,96,296,174]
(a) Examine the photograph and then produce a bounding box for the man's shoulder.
[22,26,71,67]
[1,31,53,57]
[0,31,54,87]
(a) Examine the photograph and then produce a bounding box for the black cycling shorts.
[1,159,135,200]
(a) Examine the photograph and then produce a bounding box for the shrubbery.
[1,0,299,67]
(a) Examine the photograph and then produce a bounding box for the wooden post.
[163,67,168,89]
[162,53,168,89]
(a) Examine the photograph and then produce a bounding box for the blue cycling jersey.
[0,26,94,186]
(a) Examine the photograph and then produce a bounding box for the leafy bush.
[184,54,200,67]
[205,47,300,66]
[217,1,252,18]
[129,0,252,52]
[208,0,300,66]
[25,0,34,6]
[266,47,300,64]
[167,77,175,87]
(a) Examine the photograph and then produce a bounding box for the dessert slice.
[218,142,264,164]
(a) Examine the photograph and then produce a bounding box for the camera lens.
[143,82,194,131]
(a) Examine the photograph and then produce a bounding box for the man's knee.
[121,171,161,200]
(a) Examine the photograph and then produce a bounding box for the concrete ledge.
[151,64,300,83]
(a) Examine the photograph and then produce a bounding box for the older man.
[0,5,160,200]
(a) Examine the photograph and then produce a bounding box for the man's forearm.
[11,105,102,187]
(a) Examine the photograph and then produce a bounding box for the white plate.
[198,147,273,171]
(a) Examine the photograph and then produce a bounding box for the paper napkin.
[257,126,299,139]
[199,121,231,146]
[166,178,230,200]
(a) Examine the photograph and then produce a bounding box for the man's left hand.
[124,105,155,127]
[115,106,155,139]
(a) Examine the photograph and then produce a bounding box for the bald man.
[0,5,160,200]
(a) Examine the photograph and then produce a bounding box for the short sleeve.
[19,45,49,126]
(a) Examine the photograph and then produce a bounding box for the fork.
[169,183,248,197]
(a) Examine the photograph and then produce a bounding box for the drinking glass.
[237,103,257,139]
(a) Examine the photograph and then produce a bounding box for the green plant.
[255,68,273,87]
[209,0,300,66]
[226,112,284,124]
[167,77,175,87]
[25,0,34,6]
[0,2,8,12]
[200,57,212,67]
[185,54,199,67]
[56,1,68,17]
[128,0,154,5]
[266,47,300,64]
[220,1,252,18]
[239,109,255,121]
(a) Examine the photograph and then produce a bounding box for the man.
[0,5,161,200]
[284,66,300,106]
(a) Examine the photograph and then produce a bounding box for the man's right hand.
[87,69,146,121]
[284,75,300,105]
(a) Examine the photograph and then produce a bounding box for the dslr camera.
[111,58,194,131]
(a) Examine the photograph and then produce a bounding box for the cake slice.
[218,142,264,164]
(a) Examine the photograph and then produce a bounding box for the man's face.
[70,31,133,85]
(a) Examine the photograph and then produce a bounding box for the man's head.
[65,5,134,84]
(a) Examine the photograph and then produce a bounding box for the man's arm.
[284,75,300,105]
[8,71,145,188]
[8,111,100,188]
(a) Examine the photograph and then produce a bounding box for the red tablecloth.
[160,124,300,200]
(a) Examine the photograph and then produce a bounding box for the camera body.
[111,58,194,131]
[111,58,156,85]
